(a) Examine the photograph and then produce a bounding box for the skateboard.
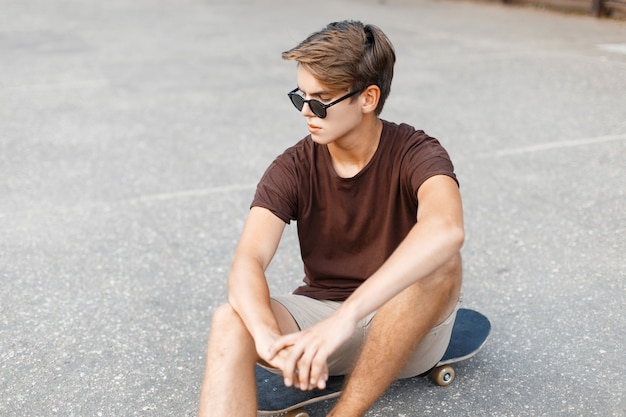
[256,308,491,417]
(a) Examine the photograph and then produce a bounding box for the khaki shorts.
[272,294,458,379]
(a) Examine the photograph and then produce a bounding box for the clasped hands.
[261,315,356,391]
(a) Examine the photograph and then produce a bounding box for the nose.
[300,100,315,117]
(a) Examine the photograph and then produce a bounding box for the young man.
[198,20,463,417]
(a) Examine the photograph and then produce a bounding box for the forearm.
[228,257,281,342]
[338,218,464,325]
[225,207,287,346]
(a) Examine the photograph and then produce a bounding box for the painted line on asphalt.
[597,43,626,55]
[476,133,626,159]
[2,79,110,92]
[0,183,257,219]
[125,183,257,205]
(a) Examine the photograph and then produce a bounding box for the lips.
[308,124,321,133]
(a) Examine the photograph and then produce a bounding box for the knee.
[204,303,259,365]
[212,302,237,322]
[209,303,248,340]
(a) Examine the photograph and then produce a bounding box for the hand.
[253,329,307,375]
[254,330,322,390]
[254,329,287,368]
[267,314,357,391]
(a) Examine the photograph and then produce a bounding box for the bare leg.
[328,254,462,417]
[197,301,299,417]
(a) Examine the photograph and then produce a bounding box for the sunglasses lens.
[308,101,326,118]
[288,93,327,118]
[289,93,304,111]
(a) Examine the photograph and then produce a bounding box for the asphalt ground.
[1,0,624,416]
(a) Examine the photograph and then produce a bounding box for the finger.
[309,354,329,390]
[296,348,316,391]
[315,368,329,390]
[267,333,298,360]
[316,371,329,390]
[282,342,306,388]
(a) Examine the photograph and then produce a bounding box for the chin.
[310,133,331,145]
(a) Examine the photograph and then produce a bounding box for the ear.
[361,85,381,114]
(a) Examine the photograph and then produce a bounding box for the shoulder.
[256,135,323,196]
[380,120,457,188]
[272,136,316,167]
[253,136,314,223]
[381,120,429,143]
[260,136,313,178]
[380,120,442,153]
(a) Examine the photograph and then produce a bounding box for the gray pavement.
[1,0,625,416]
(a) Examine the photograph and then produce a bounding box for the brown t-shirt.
[251,120,457,301]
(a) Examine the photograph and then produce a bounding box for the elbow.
[443,222,465,256]
[227,283,240,314]
[452,224,465,251]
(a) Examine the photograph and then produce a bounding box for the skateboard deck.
[257,308,490,417]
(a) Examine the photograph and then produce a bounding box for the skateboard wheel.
[431,365,455,387]
[286,409,309,417]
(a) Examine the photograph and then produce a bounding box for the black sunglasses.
[288,87,361,118]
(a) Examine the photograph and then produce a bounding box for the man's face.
[294,66,363,146]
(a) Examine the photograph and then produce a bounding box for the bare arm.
[227,206,287,362]
[268,175,464,389]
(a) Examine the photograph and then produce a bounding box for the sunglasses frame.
[288,87,362,118]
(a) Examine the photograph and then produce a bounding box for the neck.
[327,118,383,178]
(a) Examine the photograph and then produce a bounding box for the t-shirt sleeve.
[251,153,299,224]
[403,132,458,198]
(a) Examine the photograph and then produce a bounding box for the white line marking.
[597,43,626,55]
[126,183,256,204]
[2,79,110,91]
[0,183,256,219]
[475,133,626,159]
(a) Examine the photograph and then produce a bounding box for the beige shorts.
[272,294,458,379]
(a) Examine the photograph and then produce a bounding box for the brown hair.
[282,20,396,115]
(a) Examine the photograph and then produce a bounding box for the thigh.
[270,299,300,335]
[395,302,459,379]
[272,294,339,332]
